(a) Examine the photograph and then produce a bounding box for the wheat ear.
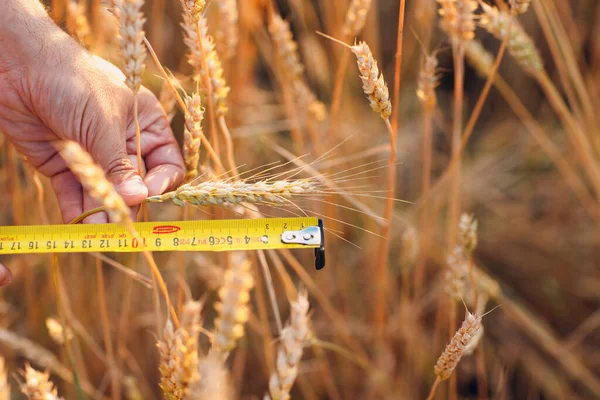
[0,357,8,400]
[269,14,326,123]
[182,8,230,117]
[348,41,392,119]
[183,94,205,182]
[146,179,319,207]
[212,259,254,354]
[416,50,440,112]
[342,0,373,39]
[20,364,63,400]
[458,212,477,254]
[437,0,478,43]
[445,246,468,302]
[214,0,238,60]
[114,0,146,175]
[265,291,310,400]
[478,3,543,74]
[57,141,130,223]
[188,351,233,400]
[509,0,532,14]
[45,317,74,345]
[158,301,203,400]
[65,0,91,48]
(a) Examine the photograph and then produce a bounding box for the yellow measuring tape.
[0,217,325,269]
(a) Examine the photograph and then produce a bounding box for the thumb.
[88,122,148,206]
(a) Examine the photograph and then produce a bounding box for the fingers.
[87,113,149,206]
[51,170,83,223]
[0,264,13,287]
[134,87,185,196]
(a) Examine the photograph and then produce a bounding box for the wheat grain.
[350,41,392,119]
[183,94,205,182]
[0,358,8,400]
[45,317,74,345]
[342,0,373,39]
[158,301,202,400]
[114,0,146,93]
[146,179,319,207]
[458,212,477,254]
[20,364,63,400]
[182,8,230,116]
[265,291,310,400]
[213,259,254,353]
[215,0,238,60]
[434,312,482,381]
[416,50,440,111]
[437,0,478,42]
[479,3,543,74]
[57,141,130,223]
[510,0,532,14]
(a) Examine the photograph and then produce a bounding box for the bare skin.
[0,0,185,285]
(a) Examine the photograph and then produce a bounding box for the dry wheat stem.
[20,364,63,400]
[265,291,310,400]
[212,259,254,354]
[96,257,119,400]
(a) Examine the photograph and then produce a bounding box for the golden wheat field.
[1,0,600,398]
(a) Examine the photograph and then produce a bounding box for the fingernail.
[117,176,148,198]
[0,266,13,286]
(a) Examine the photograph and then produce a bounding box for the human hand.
[0,0,185,285]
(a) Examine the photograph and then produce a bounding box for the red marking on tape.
[152,225,181,234]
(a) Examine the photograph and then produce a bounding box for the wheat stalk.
[183,94,205,182]
[212,259,254,354]
[265,291,310,400]
[0,358,8,400]
[160,79,179,123]
[479,3,543,74]
[214,0,238,60]
[20,364,63,400]
[342,0,373,39]
[146,179,319,207]
[57,141,130,223]
[158,301,202,400]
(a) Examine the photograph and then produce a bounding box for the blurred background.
[2,0,600,399]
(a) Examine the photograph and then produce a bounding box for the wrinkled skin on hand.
[0,0,185,286]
